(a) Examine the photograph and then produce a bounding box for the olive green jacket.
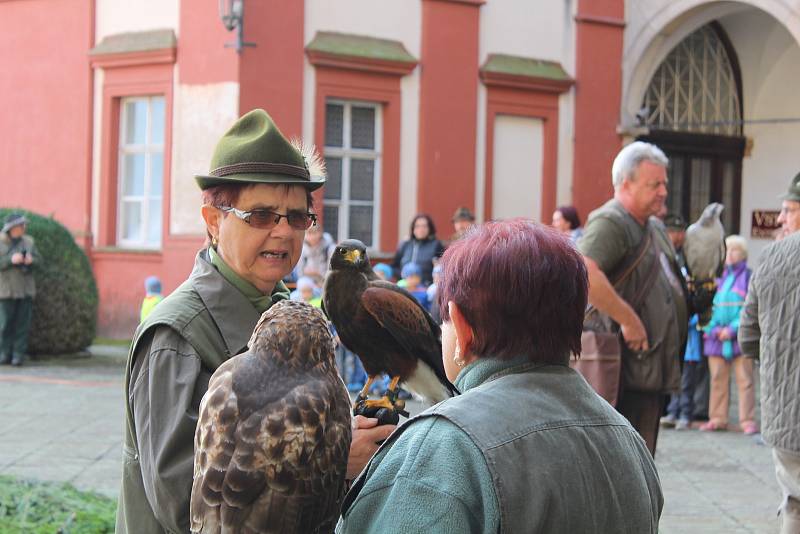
[0,233,39,299]
[115,249,286,533]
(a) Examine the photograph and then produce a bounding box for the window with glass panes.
[323,101,381,248]
[117,96,165,248]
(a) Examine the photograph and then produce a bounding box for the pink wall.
[0,0,93,237]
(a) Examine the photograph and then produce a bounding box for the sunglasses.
[217,206,317,231]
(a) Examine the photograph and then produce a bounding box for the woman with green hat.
[0,212,39,366]
[115,109,395,533]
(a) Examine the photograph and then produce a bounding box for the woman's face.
[552,211,571,234]
[413,217,430,240]
[440,318,461,382]
[726,246,745,266]
[213,184,308,294]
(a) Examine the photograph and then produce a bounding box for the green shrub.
[0,208,98,355]
[0,475,116,534]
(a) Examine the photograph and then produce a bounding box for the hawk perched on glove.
[323,239,457,419]
[190,300,351,534]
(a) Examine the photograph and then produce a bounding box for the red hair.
[437,219,587,364]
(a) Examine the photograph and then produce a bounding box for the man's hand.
[620,315,649,352]
[23,253,33,265]
[347,415,396,480]
[10,253,24,265]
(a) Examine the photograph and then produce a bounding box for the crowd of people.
[4,105,797,532]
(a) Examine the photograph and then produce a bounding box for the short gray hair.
[725,234,748,259]
[611,141,669,188]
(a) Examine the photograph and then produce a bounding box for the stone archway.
[622,0,800,129]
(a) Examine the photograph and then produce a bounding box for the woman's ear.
[201,205,221,242]
[448,301,474,356]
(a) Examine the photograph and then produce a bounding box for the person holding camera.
[0,212,39,366]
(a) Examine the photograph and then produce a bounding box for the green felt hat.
[195,109,325,191]
[781,171,800,202]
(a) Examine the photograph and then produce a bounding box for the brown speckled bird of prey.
[190,300,352,534]
[323,239,458,418]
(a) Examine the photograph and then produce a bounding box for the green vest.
[115,250,285,533]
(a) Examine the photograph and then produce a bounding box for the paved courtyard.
[0,347,781,532]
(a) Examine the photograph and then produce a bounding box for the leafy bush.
[0,475,116,534]
[0,208,98,355]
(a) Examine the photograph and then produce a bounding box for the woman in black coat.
[391,214,445,285]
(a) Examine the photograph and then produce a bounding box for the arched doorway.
[637,23,745,233]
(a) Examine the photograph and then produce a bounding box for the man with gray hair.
[739,172,800,534]
[578,141,687,456]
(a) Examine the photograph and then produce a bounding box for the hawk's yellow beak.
[344,249,362,264]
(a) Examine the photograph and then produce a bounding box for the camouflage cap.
[781,171,800,202]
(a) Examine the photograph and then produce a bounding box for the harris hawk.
[323,239,458,422]
[190,300,351,534]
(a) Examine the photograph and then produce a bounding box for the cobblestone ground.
[0,348,782,532]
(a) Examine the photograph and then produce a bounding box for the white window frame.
[117,95,165,249]
[323,100,382,250]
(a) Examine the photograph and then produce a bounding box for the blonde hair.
[725,234,748,259]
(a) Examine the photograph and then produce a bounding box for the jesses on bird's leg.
[353,375,409,425]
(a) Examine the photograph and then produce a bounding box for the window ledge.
[480,53,574,94]
[92,247,162,260]
[306,32,417,76]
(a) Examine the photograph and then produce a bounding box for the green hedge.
[0,475,116,534]
[0,209,98,355]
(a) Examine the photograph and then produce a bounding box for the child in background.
[661,314,703,430]
[427,263,443,323]
[290,276,322,307]
[140,276,164,322]
[400,263,430,311]
[373,262,394,282]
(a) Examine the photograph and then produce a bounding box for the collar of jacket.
[454,354,538,393]
[208,246,289,313]
[190,248,283,356]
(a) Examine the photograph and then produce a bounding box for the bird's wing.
[235,378,351,533]
[191,368,351,533]
[361,283,451,389]
[191,360,240,532]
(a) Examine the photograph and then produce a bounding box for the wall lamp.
[219,0,255,53]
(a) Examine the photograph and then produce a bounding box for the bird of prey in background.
[190,300,351,534]
[683,202,726,325]
[323,239,458,422]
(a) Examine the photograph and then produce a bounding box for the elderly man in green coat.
[0,212,39,366]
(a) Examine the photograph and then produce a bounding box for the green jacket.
[0,233,38,299]
[115,249,287,533]
[339,357,662,533]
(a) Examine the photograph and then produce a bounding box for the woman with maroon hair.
[339,219,662,533]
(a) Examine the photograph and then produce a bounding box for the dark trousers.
[692,356,710,419]
[0,297,33,361]
[667,360,702,420]
[617,390,663,457]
